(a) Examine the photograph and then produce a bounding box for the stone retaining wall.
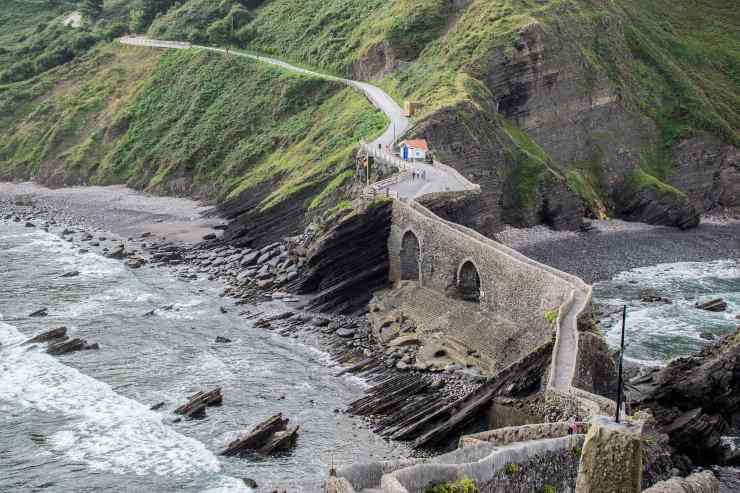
[380,435,584,493]
[461,421,589,448]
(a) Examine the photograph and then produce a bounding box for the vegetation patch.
[426,477,479,493]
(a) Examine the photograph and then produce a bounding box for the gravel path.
[497,217,740,283]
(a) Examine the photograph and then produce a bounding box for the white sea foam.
[0,321,243,490]
[596,259,740,364]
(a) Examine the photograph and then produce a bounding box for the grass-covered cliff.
[1,0,738,235]
[0,1,386,245]
[158,0,737,230]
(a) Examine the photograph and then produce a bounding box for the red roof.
[401,139,429,151]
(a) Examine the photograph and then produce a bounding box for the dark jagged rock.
[258,425,299,454]
[695,298,728,312]
[574,331,618,399]
[23,327,67,345]
[60,270,80,278]
[614,181,700,230]
[631,327,740,465]
[215,336,232,343]
[150,402,166,411]
[218,180,323,249]
[220,413,298,456]
[418,191,488,233]
[28,308,48,317]
[47,338,98,355]
[174,388,223,417]
[292,200,392,314]
[242,478,258,489]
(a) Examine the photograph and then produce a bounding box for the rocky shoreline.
[497,216,740,284]
[0,193,482,451]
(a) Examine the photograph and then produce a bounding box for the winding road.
[118,36,470,199]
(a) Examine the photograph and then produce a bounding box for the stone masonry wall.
[479,446,581,493]
[389,200,575,335]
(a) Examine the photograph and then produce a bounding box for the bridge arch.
[400,229,422,284]
[457,258,482,303]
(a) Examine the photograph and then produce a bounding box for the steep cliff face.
[293,199,393,314]
[632,328,740,466]
[401,7,735,231]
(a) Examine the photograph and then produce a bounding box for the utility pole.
[615,305,627,423]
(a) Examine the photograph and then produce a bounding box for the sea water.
[594,259,739,365]
[0,221,400,492]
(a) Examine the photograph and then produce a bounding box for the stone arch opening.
[400,230,421,283]
[457,260,481,303]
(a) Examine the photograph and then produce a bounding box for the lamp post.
[615,305,627,423]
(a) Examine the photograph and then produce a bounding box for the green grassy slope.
[1,0,736,229]
[0,42,386,212]
[228,0,738,218]
[0,1,389,231]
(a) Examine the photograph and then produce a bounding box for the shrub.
[505,463,519,476]
[543,485,557,493]
[426,477,479,493]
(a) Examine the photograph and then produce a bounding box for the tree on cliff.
[79,0,103,21]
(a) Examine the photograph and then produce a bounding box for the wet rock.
[78,249,88,254]
[140,232,152,238]
[105,245,127,260]
[28,308,48,317]
[24,327,67,345]
[220,413,299,456]
[219,307,228,314]
[632,327,740,465]
[150,402,166,411]
[215,336,232,343]
[242,478,258,489]
[25,221,35,228]
[174,388,223,418]
[60,270,80,278]
[695,298,727,312]
[202,233,217,241]
[47,338,98,355]
[240,251,260,267]
[336,327,356,338]
[125,257,146,269]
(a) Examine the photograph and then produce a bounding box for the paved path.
[551,288,587,390]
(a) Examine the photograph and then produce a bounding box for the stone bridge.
[119,36,616,493]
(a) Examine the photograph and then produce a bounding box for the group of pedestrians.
[411,168,427,181]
